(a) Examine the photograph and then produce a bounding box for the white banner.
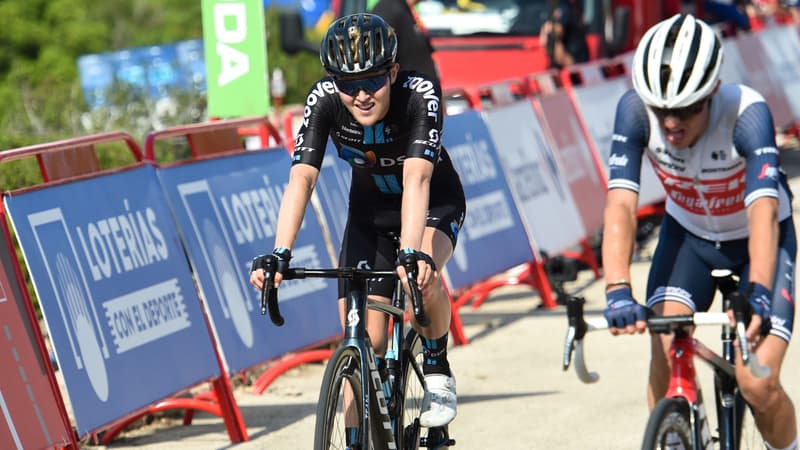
[482,101,585,255]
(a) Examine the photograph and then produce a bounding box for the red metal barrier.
[144,116,280,162]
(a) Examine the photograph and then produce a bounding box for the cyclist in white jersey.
[602,14,797,449]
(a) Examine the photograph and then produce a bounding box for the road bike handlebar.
[562,296,771,384]
[258,265,429,327]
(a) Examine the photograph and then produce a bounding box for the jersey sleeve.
[402,74,443,164]
[607,89,650,193]
[733,100,781,206]
[291,79,338,170]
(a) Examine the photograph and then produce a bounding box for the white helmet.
[632,14,723,109]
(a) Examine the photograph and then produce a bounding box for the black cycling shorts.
[337,201,465,299]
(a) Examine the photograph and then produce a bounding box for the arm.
[250,163,319,290]
[400,157,433,252]
[747,196,779,290]
[601,188,639,288]
[274,163,320,251]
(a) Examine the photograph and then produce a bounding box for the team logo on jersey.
[655,166,746,215]
[340,146,377,168]
[758,163,779,181]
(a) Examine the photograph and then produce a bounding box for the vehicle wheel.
[314,346,377,450]
[399,329,425,450]
[641,397,693,450]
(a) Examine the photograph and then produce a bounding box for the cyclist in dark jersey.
[602,14,796,449]
[250,13,464,428]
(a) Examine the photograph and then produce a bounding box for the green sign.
[201,0,269,118]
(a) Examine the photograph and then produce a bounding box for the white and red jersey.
[608,83,793,242]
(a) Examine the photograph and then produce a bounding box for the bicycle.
[562,269,767,449]
[255,244,456,450]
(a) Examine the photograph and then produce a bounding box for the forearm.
[274,165,317,250]
[747,197,779,289]
[400,163,431,250]
[602,191,638,288]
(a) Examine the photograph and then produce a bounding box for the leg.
[736,336,797,448]
[409,227,453,340]
[647,300,694,409]
[737,220,797,448]
[414,227,458,428]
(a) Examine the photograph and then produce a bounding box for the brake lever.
[731,290,770,378]
[563,296,599,383]
[255,256,285,326]
[402,255,430,327]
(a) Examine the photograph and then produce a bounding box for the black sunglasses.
[334,72,389,96]
[650,97,710,121]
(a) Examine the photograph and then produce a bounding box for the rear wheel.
[641,398,693,450]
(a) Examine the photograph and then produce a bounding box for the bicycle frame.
[340,279,397,449]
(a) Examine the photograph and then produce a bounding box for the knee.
[421,279,447,305]
[738,375,783,414]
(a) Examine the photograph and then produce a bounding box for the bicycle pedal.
[420,427,455,449]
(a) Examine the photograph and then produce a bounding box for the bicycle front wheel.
[399,329,425,450]
[315,346,381,450]
[642,397,693,450]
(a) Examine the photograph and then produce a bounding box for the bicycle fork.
[666,336,714,450]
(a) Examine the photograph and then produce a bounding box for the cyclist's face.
[336,64,399,126]
[652,97,712,149]
[651,84,719,149]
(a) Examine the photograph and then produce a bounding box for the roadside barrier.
[0,132,247,444]
[0,205,77,449]
[559,59,667,210]
[440,109,556,309]
[145,117,343,397]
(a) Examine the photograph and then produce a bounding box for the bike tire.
[641,397,694,450]
[399,329,425,450]
[315,346,385,450]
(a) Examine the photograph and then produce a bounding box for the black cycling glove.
[395,248,436,272]
[251,247,292,276]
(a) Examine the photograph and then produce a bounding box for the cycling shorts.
[338,201,465,299]
[646,214,797,342]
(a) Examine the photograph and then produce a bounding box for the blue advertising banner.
[3,165,220,436]
[442,111,534,290]
[312,140,351,256]
[156,149,341,374]
[77,39,206,109]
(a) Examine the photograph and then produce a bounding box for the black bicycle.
[563,270,765,449]
[256,250,455,450]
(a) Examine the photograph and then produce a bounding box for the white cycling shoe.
[419,374,457,427]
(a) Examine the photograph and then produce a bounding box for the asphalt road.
[80,151,800,450]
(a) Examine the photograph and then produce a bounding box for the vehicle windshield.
[416,0,550,37]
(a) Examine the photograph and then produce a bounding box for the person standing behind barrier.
[538,0,589,69]
[371,0,441,89]
[601,14,797,449]
[249,13,465,428]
